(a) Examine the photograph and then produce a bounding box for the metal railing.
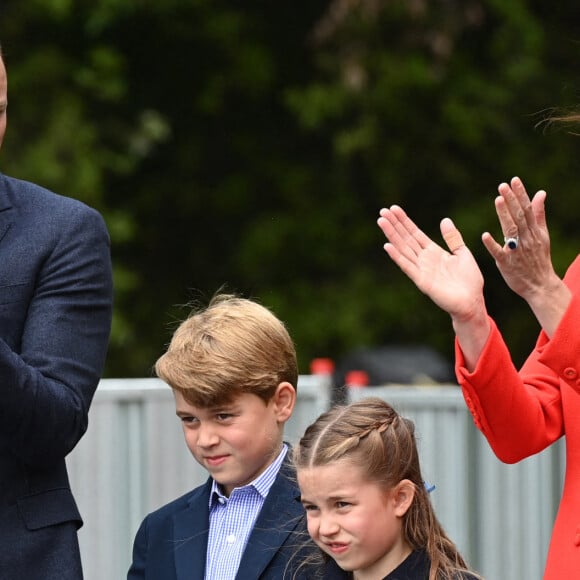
[67,378,563,580]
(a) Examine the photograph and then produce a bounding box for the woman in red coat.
[377,176,577,580]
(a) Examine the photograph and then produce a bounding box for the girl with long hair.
[294,397,480,580]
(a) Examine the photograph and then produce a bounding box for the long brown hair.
[294,397,479,580]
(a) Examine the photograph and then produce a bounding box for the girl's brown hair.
[294,396,479,580]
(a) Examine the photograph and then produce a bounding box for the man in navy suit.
[0,45,113,579]
[128,295,347,579]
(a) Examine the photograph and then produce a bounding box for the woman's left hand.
[482,176,556,302]
[483,176,571,337]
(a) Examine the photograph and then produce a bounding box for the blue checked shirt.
[204,444,288,580]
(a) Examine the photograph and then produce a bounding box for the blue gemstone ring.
[504,236,519,250]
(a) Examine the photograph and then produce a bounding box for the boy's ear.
[392,479,415,517]
[272,381,296,422]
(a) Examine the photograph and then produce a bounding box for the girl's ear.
[392,479,415,517]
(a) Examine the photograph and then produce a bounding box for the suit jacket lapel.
[235,457,304,579]
[173,479,212,580]
[0,175,14,244]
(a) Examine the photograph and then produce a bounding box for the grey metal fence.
[67,378,564,580]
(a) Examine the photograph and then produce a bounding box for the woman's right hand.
[378,205,491,370]
[377,205,485,322]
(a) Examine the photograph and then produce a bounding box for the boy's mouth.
[205,454,229,467]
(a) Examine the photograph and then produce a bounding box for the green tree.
[1,0,580,377]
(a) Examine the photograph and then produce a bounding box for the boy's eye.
[336,501,351,509]
[216,413,233,420]
[180,416,198,424]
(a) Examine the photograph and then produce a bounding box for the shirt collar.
[209,444,288,507]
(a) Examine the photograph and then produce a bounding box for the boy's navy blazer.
[0,173,113,577]
[128,453,348,579]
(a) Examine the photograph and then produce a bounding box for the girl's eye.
[336,501,351,509]
[303,504,319,512]
[216,413,233,420]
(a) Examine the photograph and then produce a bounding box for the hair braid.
[294,397,480,580]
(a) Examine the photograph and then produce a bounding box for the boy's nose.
[196,424,219,447]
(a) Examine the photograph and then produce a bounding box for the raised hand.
[482,177,570,337]
[377,205,485,322]
[481,176,555,300]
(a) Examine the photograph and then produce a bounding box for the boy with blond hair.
[128,294,347,580]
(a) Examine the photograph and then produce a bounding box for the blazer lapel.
[0,176,14,245]
[235,458,304,579]
[173,480,212,580]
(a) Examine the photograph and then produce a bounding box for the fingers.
[440,218,465,253]
[379,208,467,260]
[494,194,518,240]
[481,231,503,259]
[442,230,464,252]
[495,177,550,255]
[497,176,537,237]
[379,178,548,275]
[378,205,432,257]
[531,189,547,230]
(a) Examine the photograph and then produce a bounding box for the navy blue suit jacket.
[128,457,349,580]
[0,173,113,579]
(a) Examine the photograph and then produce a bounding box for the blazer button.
[564,368,578,380]
[575,532,580,547]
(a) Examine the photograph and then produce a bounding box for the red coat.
[456,255,580,580]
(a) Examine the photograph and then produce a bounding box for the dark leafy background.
[1,0,580,377]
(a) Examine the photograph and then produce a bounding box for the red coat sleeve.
[455,255,580,463]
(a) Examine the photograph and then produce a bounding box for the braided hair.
[294,397,478,580]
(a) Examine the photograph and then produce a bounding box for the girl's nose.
[318,513,340,537]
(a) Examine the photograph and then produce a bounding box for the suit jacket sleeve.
[455,255,580,463]
[128,516,149,580]
[0,195,113,467]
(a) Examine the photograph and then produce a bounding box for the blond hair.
[155,294,298,407]
[294,397,479,580]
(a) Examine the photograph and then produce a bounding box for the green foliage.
[1,0,580,377]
